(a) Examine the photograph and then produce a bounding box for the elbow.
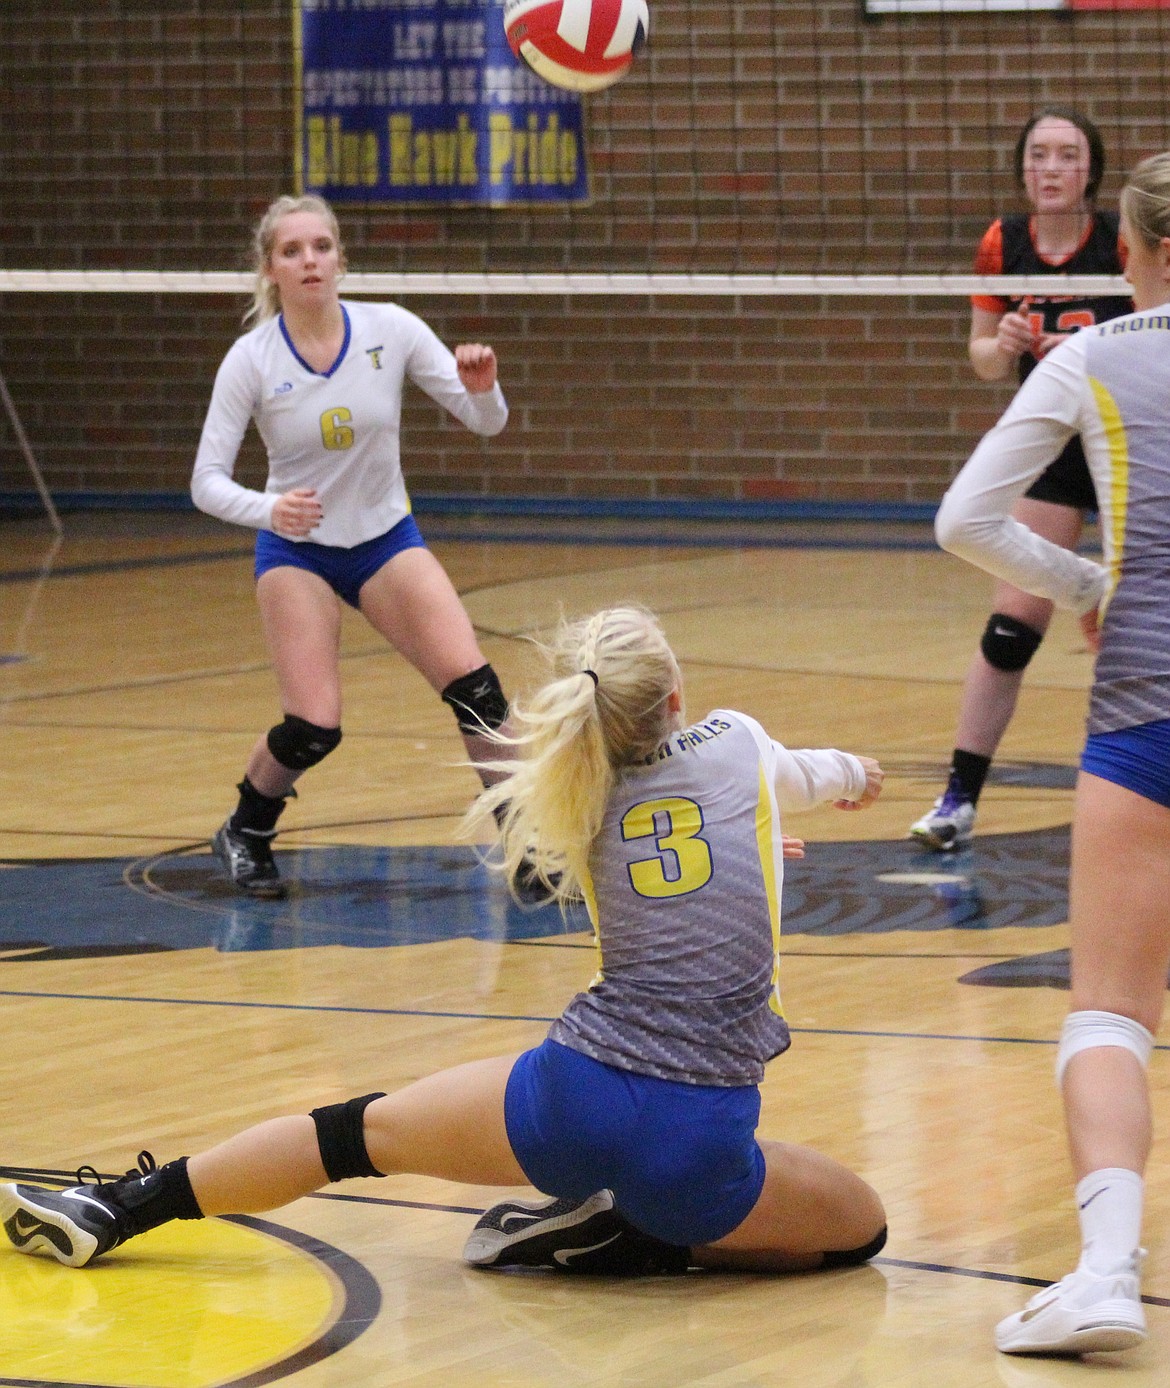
[933,493,977,558]
[934,503,961,555]
[190,473,211,515]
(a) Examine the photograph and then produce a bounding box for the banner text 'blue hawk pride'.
[296,0,590,206]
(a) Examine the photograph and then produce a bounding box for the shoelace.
[75,1150,157,1189]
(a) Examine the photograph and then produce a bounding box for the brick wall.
[2,1,1169,507]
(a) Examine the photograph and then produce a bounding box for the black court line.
[0,647,391,707]
[510,940,1043,960]
[216,1215,382,1387]
[0,808,464,845]
[871,1257,1170,1308]
[8,987,1170,1052]
[295,1195,1161,1306]
[0,527,927,595]
[0,530,944,593]
[307,1190,485,1216]
[0,988,560,1025]
[0,546,253,587]
[0,1170,1165,1313]
[0,717,443,741]
[0,1167,477,1219]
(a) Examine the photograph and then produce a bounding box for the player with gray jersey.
[1,608,887,1281]
[938,306,1170,738]
[550,710,865,1086]
[935,151,1170,1357]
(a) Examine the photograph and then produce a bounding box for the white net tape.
[0,270,1130,297]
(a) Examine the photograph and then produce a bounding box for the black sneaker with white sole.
[1,1183,130,1267]
[0,1151,161,1268]
[463,1190,690,1275]
[212,821,286,899]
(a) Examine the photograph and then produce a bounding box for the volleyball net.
[1,1,1167,527]
[3,2,1166,284]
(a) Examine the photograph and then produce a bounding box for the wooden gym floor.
[1,508,1166,1387]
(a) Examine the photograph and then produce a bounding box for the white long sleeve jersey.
[190,300,508,548]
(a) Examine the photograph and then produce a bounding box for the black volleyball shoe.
[0,1153,159,1268]
[212,821,286,898]
[463,1190,690,1275]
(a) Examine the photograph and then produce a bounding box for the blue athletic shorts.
[1081,718,1170,810]
[254,514,426,609]
[503,1038,767,1247]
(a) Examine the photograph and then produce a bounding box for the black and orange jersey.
[972,211,1132,382]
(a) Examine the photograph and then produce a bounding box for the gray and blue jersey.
[548,710,867,1087]
[1081,313,1170,733]
[937,301,1170,736]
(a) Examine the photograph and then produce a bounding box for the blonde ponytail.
[466,607,682,905]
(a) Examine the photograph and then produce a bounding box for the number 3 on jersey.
[621,796,713,899]
[320,407,354,450]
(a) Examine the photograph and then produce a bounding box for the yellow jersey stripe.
[579,861,604,987]
[1089,375,1129,616]
[755,764,785,1018]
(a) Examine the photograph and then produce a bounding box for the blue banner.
[295,0,590,205]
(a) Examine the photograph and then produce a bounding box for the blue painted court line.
[1,489,941,524]
[425,526,946,552]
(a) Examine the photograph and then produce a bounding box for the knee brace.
[822,1224,888,1269]
[979,613,1044,673]
[441,663,508,736]
[267,715,342,771]
[1056,1010,1154,1086]
[310,1092,387,1183]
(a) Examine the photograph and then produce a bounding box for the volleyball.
[503,0,649,93]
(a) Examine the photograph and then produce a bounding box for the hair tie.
[582,669,599,687]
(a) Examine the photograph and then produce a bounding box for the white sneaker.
[995,1263,1146,1355]
[908,788,976,851]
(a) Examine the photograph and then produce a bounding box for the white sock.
[1075,1168,1143,1276]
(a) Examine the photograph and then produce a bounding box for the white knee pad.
[1056,1010,1154,1086]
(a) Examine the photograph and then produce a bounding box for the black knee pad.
[310,1092,387,1183]
[821,1224,888,1269]
[979,613,1043,673]
[267,715,342,771]
[441,663,508,735]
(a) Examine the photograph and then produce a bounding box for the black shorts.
[1024,436,1097,512]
